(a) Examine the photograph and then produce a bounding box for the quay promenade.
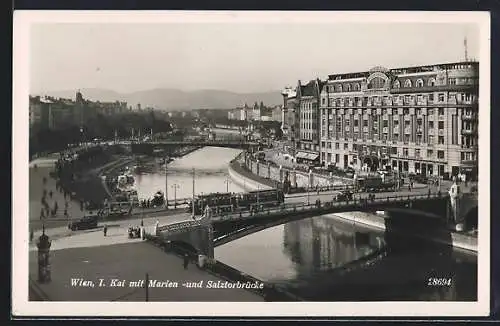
[29,242,263,302]
[28,151,264,302]
[28,201,263,302]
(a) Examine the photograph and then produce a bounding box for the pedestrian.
[29,229,34,243]
[103,224,108,237]
[183,253,189,270]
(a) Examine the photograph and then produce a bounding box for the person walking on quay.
[183,253,189,270]
[103,224,108,237]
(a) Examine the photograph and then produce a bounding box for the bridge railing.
[157,220,202,234]
[156,191,446,233]
[142,140,259,146]
[211,192,445,222]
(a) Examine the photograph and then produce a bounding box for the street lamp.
[257,183,260,206]
[224,176,231,193]
[171,184,180,209]
[164,159,169,209]
[191,168,196,219]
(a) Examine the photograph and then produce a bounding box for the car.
[68,215,99,231]
[411,174,428,184]
[335,190,353,202]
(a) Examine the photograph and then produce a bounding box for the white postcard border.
[12,10,491,317]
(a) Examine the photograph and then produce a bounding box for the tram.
[189,189,285,216]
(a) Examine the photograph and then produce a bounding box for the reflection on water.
[131,146,477,301]
[132,147,245,201]
[215,213,477,301]
[216,215,385,285]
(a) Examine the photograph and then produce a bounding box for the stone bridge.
[153,190,477,260]
[111,140,261,155]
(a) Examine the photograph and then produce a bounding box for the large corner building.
[318,61,479,180]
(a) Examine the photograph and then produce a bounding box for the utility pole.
[171,184,180,209]
[192,168,196,219]
[165,160,168,209]
[256,184,260,210]
[464,36,468,62]
[224,175,231,193]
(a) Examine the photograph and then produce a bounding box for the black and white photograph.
[12,11,490,317]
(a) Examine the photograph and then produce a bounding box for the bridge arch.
[169,240,199,255]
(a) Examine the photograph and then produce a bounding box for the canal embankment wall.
[228,152,477,253]
[242,153,354,189]
[144,233,301,301]
[228,156,274,191]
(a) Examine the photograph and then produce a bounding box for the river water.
[132,147,477,301]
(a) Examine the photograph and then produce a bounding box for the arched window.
[393,80,400,89]
[368,77,385,89]
[416,79,424,88]
[404,79,412,88]
[354,83,361,91]
[345,84,351,92]
[336,84,343,92]
[428,78,436,87]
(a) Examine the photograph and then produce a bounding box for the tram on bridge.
[189,189,285,216]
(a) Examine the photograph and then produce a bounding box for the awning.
[296,151,319,161]
[295,151,309,159]
[307,153,319,161]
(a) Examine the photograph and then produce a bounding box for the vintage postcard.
[12,11,491,317]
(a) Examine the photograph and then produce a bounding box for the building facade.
[295,79,324,162]
[29,91,129,130]
[319,62,479,180]
[281,87,299,151]
[29,96,51,127]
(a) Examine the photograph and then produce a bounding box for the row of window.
[323,117,447,128]
[321,106,474,117]
[320,92,474,107]
[321,134,449,150]
[320,144,447,160]
[326,76,477,93]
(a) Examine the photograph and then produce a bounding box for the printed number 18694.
[428,278,452,286]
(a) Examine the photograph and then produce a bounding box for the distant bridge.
[112,139,262,151]
[153,191,470,259]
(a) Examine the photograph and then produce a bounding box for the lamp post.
[224,175,231,193]
[396,153,401,191]
[192,168,196,219]
[171,184,180,209]
[256,184,260,210]
[164,159,169,209]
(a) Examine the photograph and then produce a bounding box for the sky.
[29,22,480,94]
